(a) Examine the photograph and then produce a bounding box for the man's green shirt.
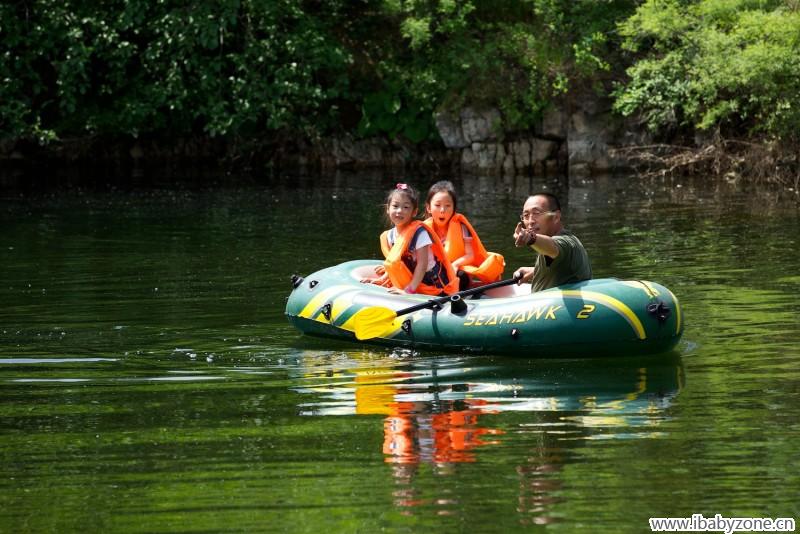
[530,230,592,292]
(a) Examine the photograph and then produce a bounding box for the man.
[512,192,592,292]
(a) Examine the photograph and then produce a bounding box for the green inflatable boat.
[285,260,683,357]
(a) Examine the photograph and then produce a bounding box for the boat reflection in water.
[293,351,683,521]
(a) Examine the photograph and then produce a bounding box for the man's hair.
[530,192,561,212]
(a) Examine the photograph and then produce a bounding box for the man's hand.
[513,267,535,284]
[514,222,536,248]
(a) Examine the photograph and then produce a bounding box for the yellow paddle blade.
[352,306,398,340]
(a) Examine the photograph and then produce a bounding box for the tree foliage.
[614,0,800,142]
[5,0,798,149]
[1,0,352,142]
[1,0,630,146]
[370,0,633,133]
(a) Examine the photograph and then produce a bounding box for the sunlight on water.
[12,378,91,383]
[125,376,226,382]
[0,358,118,364]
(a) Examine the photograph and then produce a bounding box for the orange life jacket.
[424,213,505,283]
[380,221,459,295]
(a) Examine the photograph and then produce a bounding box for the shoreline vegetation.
[614,138,800,194]
[2,1,799,195]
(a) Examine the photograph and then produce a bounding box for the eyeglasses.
[519,209,555,222]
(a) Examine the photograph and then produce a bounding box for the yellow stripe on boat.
[620,280,659,298]
[641,281,660,297]
[561,290,647,340]
[329,289,363,322]
[298,285,355,322]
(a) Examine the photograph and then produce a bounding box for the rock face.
[298,97,624,177]
[566,96,618,177]
[0,91,635,177]
[435,112,469,149]
[428,91,639,177]
[308,136,457,173]
[431,107,567,177]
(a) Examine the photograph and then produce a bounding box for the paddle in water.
[352,275,521,340]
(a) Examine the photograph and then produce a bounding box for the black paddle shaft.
[394,276,521,317]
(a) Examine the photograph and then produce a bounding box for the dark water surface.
[1,174,798,532]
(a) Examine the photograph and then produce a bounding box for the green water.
[1,174,798,532]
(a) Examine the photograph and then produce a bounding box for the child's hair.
[425,180,458,213]
[385,182,419,210]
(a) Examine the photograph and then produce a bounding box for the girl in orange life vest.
[367,183,459,296]
[424,181,505,289]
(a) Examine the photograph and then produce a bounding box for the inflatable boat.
[285,260,683,357]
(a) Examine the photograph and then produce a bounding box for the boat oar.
[352,274,521,340]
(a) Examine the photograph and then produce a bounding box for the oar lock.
[449,294,468,315]
[289,274,318,290]
[426,294,467,314]
[647,300,671,323]
[428,294,468,315]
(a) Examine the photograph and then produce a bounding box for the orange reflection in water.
[351,367,503,465]
[382,400,503,464]
[299,351,682,523]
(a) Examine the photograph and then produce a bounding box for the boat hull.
[285,260,684,357]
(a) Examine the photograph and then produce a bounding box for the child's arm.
[362,274,391,287]
[368,272,389,285]
[360,269,388,285]
[452,238,474,269]
[406,245,429,293]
